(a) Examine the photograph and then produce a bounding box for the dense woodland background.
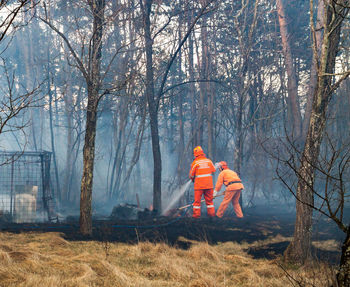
[1,0,350,284]
[1,0,347,209]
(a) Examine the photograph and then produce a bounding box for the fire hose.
[177,192,225,210]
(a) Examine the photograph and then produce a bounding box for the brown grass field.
[0,229,339,287]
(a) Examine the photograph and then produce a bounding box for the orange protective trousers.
[216,189,243,218]
[193,188,215,218]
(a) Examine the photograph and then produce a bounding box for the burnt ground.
[0,205,345,264]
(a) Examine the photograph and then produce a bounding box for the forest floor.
[0,205,345,286]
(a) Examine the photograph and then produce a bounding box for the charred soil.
[0,205,343,264]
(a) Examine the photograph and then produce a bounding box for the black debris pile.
[137,208,158,220]
[110,204,141,220]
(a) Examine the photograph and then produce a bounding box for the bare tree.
[0,0,38,145]
[277,132,350,287]
[40,0,130,235]
[0,60,39,137]
[139,0,216,213]
[302,0,324,139]
[140,0,161,213]
[284,0,350,265]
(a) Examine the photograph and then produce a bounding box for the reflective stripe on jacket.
[215,169,244,192]
[189,155,216,189]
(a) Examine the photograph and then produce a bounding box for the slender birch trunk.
[276,0,302,139]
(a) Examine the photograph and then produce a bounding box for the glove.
[214,162,220,169]
[213,190,218,197]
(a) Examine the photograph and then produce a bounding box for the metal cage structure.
[0,151,57,223]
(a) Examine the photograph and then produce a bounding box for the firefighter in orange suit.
[214,161,244,218]
[189,146,216,218]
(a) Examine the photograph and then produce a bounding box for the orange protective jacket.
[215,169,244,192]
[189,154,216,190]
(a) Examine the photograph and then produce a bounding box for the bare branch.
[38,13,89,81]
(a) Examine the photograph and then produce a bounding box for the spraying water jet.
[162,180,192,216]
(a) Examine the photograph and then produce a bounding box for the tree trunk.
[109,98,128,197]
[63,84,74,202]
[21,15,37,151]
[284,0,344,263]
[276,0,302,139]
[188,3,197,147]
[177,11,185,182]
[210,29,218,160]
[203,22,214,159]
[231,0,259,209]
[120,107,146,191]
[337,229,350,287]
[61,1,74,204]
[234,97,243,175]
[284,126,317,263]
[207,90,214,159]
[43,4,61,203]
[80,93,98,235]
[141,0,162,213]
[79,0,105,236]
[69,86,83,204]
[302,0,324,139]
[47,49,61,203]
[199,14,208,148]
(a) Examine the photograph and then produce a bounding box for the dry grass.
[0,232,336,287]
